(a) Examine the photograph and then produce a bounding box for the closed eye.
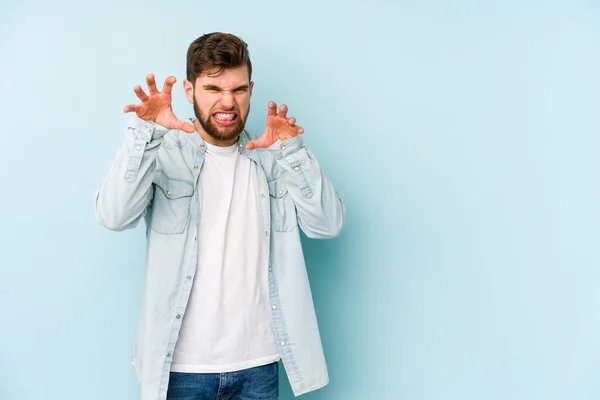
[202,85,249,94]
[233,85,249,93]
[203,85,221,93]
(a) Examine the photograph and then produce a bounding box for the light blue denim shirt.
[94,115,346,399]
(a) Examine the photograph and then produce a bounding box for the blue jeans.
[166,361,279,400]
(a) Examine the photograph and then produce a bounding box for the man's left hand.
[246,102,304,150]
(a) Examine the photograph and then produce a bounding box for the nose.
[220,91,235,109]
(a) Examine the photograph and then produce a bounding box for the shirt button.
[278,190,283,195]
[145,127,151,133]
[268,267,272,272]
[194,165,199,169]
[239,143,243,147]
[280,341,286,346]
[294,167,299,171]
[176,314,181,319]
[264,231,269,236]
[167,353,172,357]
[281,145,286,150]
[166,191,172,197]
[135,145,142,151]
[186,275,192,280]
[261,193,266,198]
[272,305,277,310]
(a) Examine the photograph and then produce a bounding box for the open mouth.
[212,112,238,126]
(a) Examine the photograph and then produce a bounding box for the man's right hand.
[123,74,195,133]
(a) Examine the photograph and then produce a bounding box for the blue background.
[1,0,599,399]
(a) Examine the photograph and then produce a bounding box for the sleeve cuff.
[265,135,304,159]
[127,115,170,142]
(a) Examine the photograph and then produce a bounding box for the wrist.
[266,135,304,159]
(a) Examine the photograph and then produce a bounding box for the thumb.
[178,120,196,134]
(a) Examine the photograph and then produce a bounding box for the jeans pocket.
[268,179,297,232]
[150,173,194,234]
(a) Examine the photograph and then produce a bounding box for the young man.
[95,32,345,400]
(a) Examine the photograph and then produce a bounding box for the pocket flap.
[155,173,194,199]
[268,179,288,199]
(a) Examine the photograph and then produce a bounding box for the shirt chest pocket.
[150,173,195,234]
[268,179,298,232]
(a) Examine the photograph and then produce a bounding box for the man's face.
[184,66,253,144]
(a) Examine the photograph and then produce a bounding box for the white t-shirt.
[170,140,279,373]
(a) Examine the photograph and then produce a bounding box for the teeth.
[215,113,235,121]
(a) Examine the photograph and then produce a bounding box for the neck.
[194,120,239,147]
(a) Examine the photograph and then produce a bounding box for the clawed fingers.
[146,73,159,94]
[162,76,176,95]
[134,74,172,99]
[126,73,184,128]
[265,101,304,136]
[267,101,277,117]
[268,102,295,121]
[278,104,288,118]
[133,85,148,102]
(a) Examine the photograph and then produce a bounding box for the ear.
[183,79,194,104]
[249,81,254,98]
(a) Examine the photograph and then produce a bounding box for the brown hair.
[186,32,252,84]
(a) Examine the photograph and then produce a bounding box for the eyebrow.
[202,84,249,91]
